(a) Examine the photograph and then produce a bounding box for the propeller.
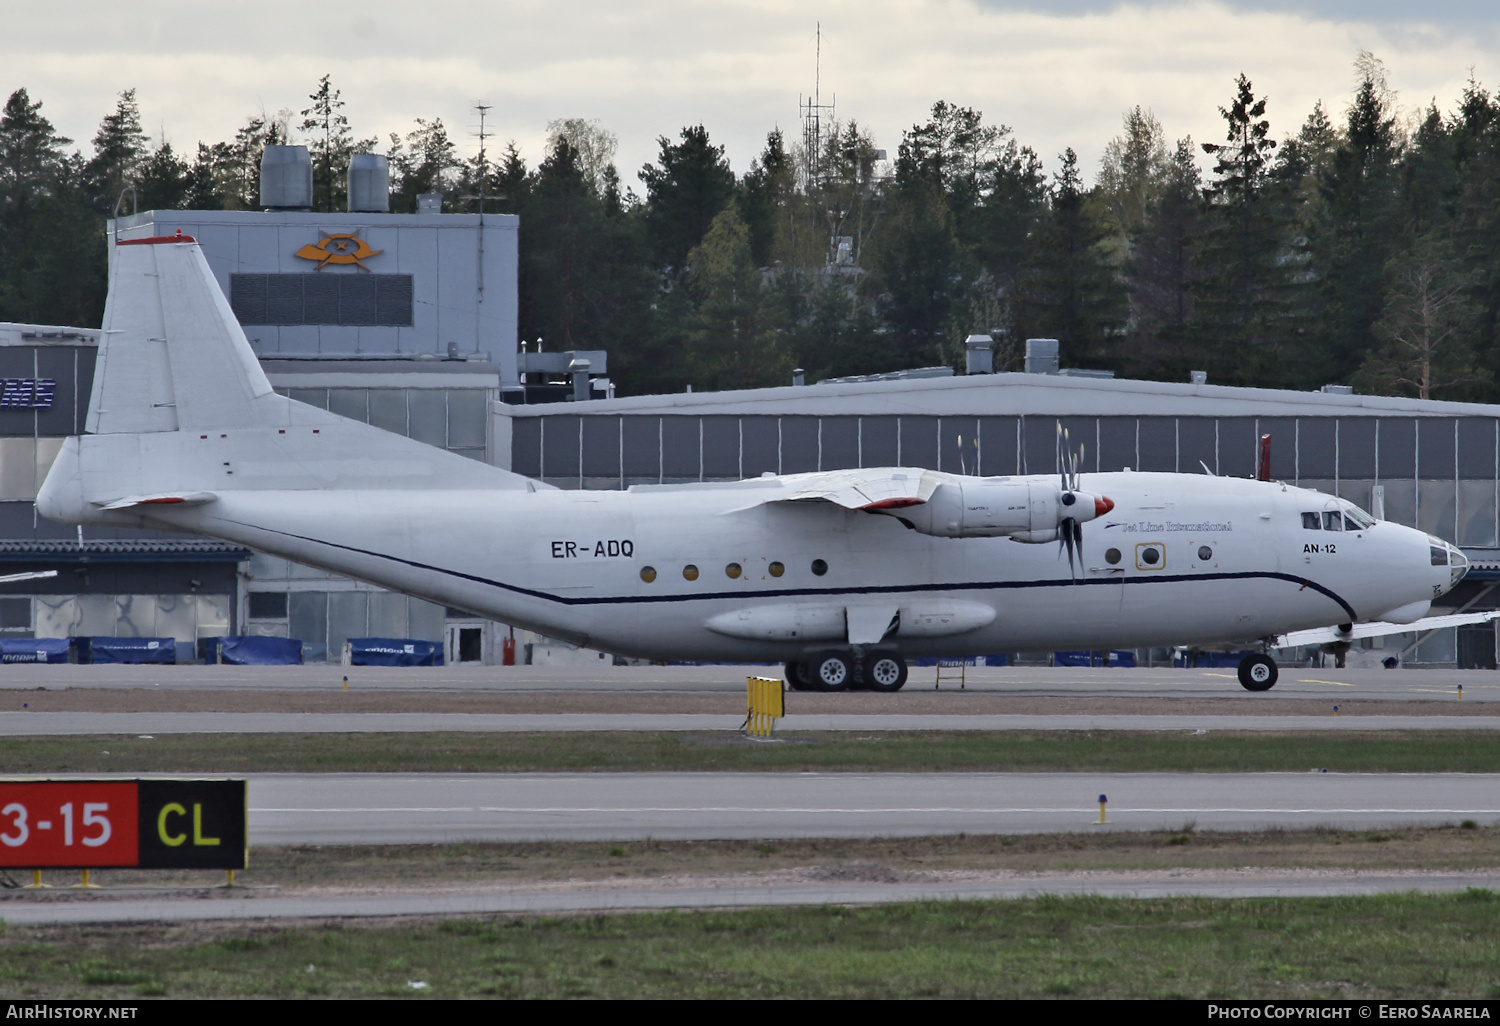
[1057,426,1089,582]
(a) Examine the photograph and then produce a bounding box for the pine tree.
[868,171,960,368]
[0,88,76,322]
[1194,74,1287,385]
[735,129,794,267]
[389,118,458,212]
[682,207,792,390]
[1309,53,1404,385]
[639,125,736,274]
[85,89,147,215]
[514,137,657,390]
[300,75,351,212]
[135,141,191,211]
[1448,80,1500,391]
[1123,137,1203,379]
[1018,149,1126,367]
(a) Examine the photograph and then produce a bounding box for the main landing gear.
[1237,652,1279,691]
[785,651,909,693]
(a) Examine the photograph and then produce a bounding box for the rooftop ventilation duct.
[1190,370,1208,385]
[348,154,390,213]
[964,335,994,375]
[1024,338,1059,375]
[416,192,443,214]
[260,146,313,210]
[568,358,592,402]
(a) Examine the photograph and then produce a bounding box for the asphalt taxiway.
[3,711,1500,733]
[230,771,1500,842]
[0,663,1494,702]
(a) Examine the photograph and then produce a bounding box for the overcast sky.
[6,1,1498,191]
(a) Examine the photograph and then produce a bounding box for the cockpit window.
[1344,504,1377,528]
[1302,512,1320,530]
[1432,546,1449,566]
[1322,511,1344,532]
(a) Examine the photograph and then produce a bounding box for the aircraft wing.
[1274,610,1500,648]
[754,468,943,512]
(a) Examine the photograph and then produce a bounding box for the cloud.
[975,0,1496,23]
[3,0,1497,191]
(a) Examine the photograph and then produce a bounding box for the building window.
[0,597,30,631]
[231,273,414,326]
[248,592,289,619]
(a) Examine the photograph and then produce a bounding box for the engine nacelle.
[886,479,1113,539]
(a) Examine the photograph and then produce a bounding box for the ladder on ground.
[935,657,966,690]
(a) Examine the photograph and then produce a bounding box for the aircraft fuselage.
[128,469,1450,662]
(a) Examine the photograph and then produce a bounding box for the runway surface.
[215,772,1500,842]
[4,711,1499,734]
[7,870,1500,925]
[0,663,1494,702]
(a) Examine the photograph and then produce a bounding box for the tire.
[1238,653,1278,691]
[785,659,814,692]
[864,653,908,692]
[809,652,853,692]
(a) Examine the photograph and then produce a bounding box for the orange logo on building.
[294,231,383,270]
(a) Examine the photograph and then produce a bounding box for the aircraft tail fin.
[89,234,276,435]
[38,234,541,528]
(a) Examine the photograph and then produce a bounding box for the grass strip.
[13,824,1496,891]
[6,730,1500,774]
[3,893,1499,998]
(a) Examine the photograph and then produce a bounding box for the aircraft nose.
[1449,543,1469,589]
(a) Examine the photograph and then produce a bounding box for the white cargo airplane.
[35,236,1473,691]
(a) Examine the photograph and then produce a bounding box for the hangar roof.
[507,371,1500,420]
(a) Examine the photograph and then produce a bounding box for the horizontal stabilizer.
[98,491,218,510]
[1275,609,1500,648]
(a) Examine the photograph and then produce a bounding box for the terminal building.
[0,149,1496,666]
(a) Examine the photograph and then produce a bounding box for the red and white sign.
[0,782,139,868]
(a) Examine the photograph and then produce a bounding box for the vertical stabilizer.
[88,236,275,435]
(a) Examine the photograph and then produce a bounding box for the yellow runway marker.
[1202,673,1237,679]
[1298,679,1354,686]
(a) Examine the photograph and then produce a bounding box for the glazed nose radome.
[1449,544,1469,590]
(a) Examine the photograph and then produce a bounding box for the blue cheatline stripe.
[231,519,1360,623]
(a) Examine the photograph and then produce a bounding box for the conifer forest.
[3,56,1499,401]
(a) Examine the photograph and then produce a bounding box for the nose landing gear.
[1237,652,1279,691]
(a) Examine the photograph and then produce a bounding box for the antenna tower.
[798,22,835,189]
[472,103,493,219]
[471,102,493,319]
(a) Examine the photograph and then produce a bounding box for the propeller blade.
[1059,516,1080,582]
[1056,423,1065,490]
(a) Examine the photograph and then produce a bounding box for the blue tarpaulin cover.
[1054,650,1137,667]
[910,655,1009,667]
[1174,650,1257,668]
[205,636,303,665]
[0,638,70,663]
[77,637,177,664]
[347,638,443,667]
